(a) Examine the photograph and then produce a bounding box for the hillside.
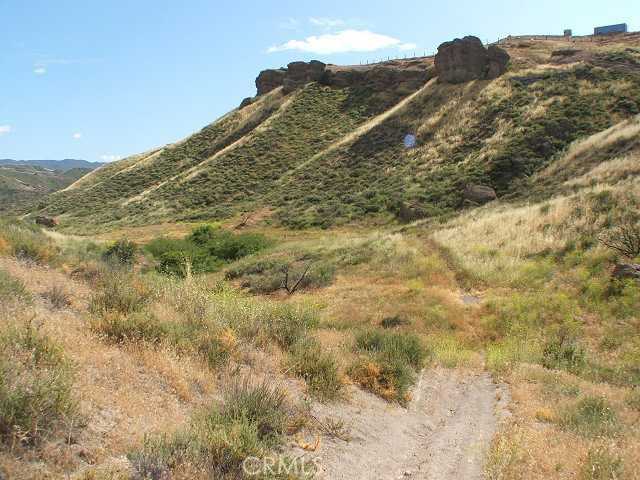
[0,159,103,172]
[2,31,640,480]
[0,164,95,215]
[39,33,640,233]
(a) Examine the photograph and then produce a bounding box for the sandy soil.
[302,368,510,480]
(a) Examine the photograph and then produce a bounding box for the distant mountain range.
[0,159,105,172]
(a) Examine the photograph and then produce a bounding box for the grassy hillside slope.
[40,36,640,233]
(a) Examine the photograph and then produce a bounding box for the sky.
[1,0,638,163]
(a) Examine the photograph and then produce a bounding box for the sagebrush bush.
[129,378,291,479]
[351,329,427,403]
[355,329,426,369]
[42,285,71,309]
[103,238,137,266]
[0,323,75,446]
[288,338,343,401]
[89,269,150,316]
[559,396,619,438]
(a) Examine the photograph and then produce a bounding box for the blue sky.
[1,0,637,162]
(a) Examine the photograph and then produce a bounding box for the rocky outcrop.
[322,63,434,95]
[255,58,433,97]
[486,45,510,79]
[255,68,286,95]
[612,263,640,280]
[283,60,326,93]
[463,184,497,204]
[239,97,254,109]
[255,61,326,96]
[435,36,509,83]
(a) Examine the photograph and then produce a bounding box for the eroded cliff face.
[254,57,435,100]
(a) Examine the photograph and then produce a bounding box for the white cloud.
[309,17,345,28]
[268,29,416,55]
[100,154,121,162]
[0,125,12,136]
[72,132,82,139]
[33,66,47,75]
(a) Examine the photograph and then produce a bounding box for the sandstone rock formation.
[254,58,433,98]
[435,36,509,83]
[486,45,511,79]
[283,60,326,93]
[322,62,434,95]
[255,68,286,95]
[463,184,497,204]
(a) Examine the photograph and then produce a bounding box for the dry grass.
[0,256,216,479]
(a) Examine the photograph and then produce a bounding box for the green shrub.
[89,269,149,315]
[542,336,586,373]
[103,238,137,266]
[147,225,270,277]
[559,396,619,438]
[262,303,320,350]
[0,323,75,446]
[288,339,342,401]
[380,315,410,329]
[355,329,426,369]
[351,329,427,403]
[129,378,291,479]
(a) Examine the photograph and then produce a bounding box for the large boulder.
[35,216,58,228]
[463,184,497,204]
[255,61,326,96]
[486,45,510,79]
[283,60,326,93]
[255,68,286,95]
[435,36,509,83]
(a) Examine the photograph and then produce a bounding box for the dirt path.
[305,368,509,480]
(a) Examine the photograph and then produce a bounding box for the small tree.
[280,262,313,295]
[599,221,640,259]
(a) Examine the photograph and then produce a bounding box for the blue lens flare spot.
[403,134,417,149]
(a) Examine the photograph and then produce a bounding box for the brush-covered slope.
[0,165,93,214]
[41,35,640,232]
